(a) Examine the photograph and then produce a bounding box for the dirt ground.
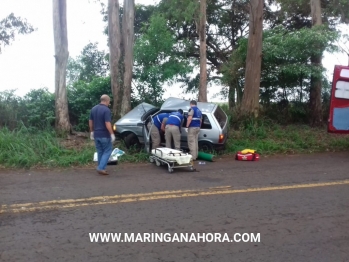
[58,132,91,150]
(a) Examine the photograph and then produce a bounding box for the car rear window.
[214,106,227,128]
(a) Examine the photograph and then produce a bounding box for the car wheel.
[124,133,141,149]
[198,141,214,153]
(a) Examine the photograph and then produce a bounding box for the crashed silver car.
[113,97,228,152]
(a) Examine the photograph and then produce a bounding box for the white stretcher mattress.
[151,148,192,165]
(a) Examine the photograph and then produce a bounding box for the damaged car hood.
[116,102,156,125]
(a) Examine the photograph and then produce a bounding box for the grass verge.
[225,121,349,155]
[1,123,349,168]
[0,126,95,168]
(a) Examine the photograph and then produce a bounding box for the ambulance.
[328,65,349,133]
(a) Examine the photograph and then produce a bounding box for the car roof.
[160,97,217,113]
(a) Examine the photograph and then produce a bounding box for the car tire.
[124,133,141,149]
[198,141,214,153]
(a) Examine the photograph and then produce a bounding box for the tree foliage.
[67,42,109,84]
[0,88,54,129]
[67,77,112,131]
[222,25,339,106]
[0,90,24,129]
[23,88,55,128]
[0,13,35,53]
[273,0,349,28]
[157,0,249,71]
[133,14,193,106]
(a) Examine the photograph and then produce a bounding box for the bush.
[0,88,55,130]
[0,90,25,129]
[67,77,112,131]
[23,88,55,128]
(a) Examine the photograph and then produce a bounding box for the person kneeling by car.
[165,109,184,150]
[147,112,169,150]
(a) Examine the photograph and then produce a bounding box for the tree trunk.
[228,84,235,110]
[52,0,70,133]
[299,75,303,103]
[108,0,122,121]
[309,0,323,126]
[198,0,207,102]
[236,80,243,105]
[120,0,135,116]
[240,0,263,117]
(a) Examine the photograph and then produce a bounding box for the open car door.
[141,108,159,153]
[328,65,349,133]
[142,115,152,153]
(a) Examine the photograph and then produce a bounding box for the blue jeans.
[94,137,113,171]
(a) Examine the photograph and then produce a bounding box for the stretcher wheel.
[155,159,161,166]
[149,156,154,163]
[168,167,173,173]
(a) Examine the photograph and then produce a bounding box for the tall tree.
[52,0,70,133]
[309,0,323,126]
[198,0,207,102]
[0,13,34,53]
[157,0,250,101]
[120,0,135,116]
[240,0,264,117]
[108,0,122,120]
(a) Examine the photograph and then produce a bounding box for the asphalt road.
[1,152,349,262]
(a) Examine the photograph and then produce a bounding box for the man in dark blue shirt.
[89,94,115,175]
[165,109,184,150]
[147,112,169,150]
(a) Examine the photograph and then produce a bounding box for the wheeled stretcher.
[149,148,195,173]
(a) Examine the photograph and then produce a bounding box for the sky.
[0,0,348,102]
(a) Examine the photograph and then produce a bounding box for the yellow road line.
[1,179,349,214]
